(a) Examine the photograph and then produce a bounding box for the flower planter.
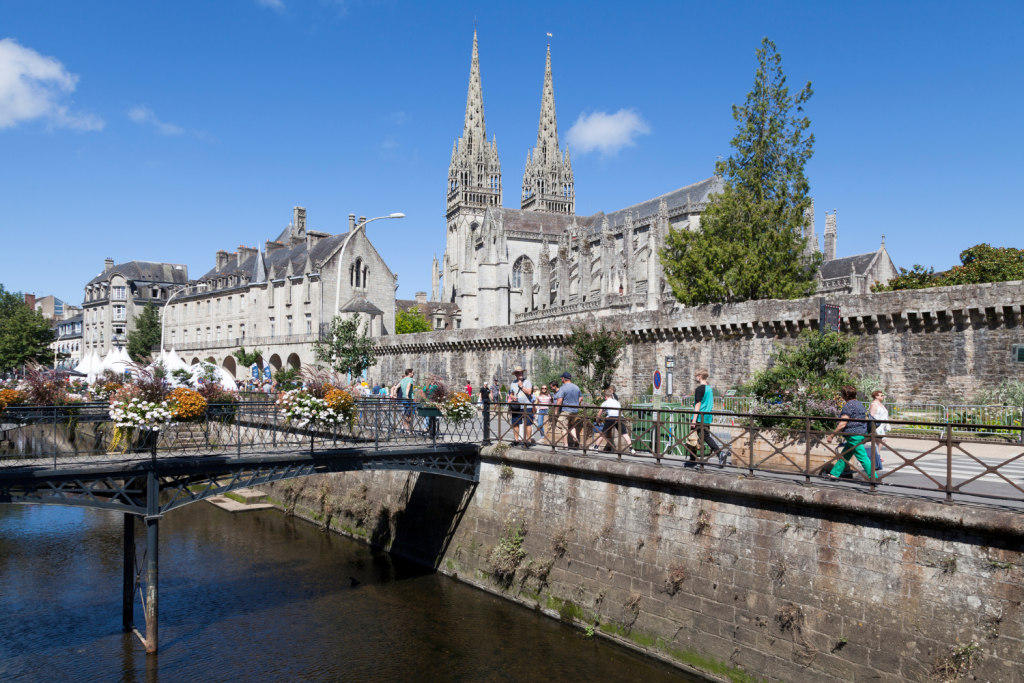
[417,406,442,418]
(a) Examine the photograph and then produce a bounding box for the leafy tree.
[871,264,936,292]
[661,38,819,305]
[873,244,1024,292]
[750,331,856,401]
[273,367,302,391]
[0,284,57,372]
[127,303,162,361]
[531,350,577,390]
[396,307,432,334]
[232,346,263,368]
[565,324,627,399]
[312,314,378,379]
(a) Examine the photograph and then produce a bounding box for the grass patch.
[223,491,246,504]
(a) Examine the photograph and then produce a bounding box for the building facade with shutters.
[81,259,190,359]
[166,207,397,380]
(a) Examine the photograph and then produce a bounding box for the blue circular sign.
[653,370,662,390]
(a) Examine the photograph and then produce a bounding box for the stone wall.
[258,449,1024,683]
[375,281,1024,402]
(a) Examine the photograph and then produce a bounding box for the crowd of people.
[235,365,886,475]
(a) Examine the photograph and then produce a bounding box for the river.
[0,501,699,683]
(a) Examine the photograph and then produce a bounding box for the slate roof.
[485,207,599,237]
[340,293,384,315]
[87,261,189,286]
[196,228,361,283]
[481,176,724,240]
[600,175,725,230]
[819,252,880,280]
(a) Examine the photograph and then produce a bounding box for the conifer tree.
[661,38,820,305]
[127,303,162,361]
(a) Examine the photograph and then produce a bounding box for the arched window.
[512,255,533,289]
[354,258,363,288]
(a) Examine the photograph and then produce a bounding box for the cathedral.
[431,32,895,329]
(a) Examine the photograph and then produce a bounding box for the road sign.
[653,370,662,391]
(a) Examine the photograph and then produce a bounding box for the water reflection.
[0,503,696,683]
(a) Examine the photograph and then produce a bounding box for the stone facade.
[439,33,897,329]
[374,281,1024,402]
[52,314,83,369]
[260,449,1024,683]
[168,207,397,379]
[81,258,190,358]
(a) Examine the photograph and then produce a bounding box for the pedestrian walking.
[825,385,874,479]
[534,384,552,439]
[868,390,889,471]
[553,372,583,447]
[397,369,416,431]
[686,368,724,463]
[490,377,501,405]
[465,380,473,397]
[592,388,635,454]
[509,366,534,446]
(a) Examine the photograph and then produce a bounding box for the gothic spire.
[462,29,486,156]
[535,44,559,165]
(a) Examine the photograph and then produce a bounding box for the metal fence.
[3,399,1023,505]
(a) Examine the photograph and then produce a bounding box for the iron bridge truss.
[0,445,480,515]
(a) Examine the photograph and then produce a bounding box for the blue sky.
[2,0,1022,303]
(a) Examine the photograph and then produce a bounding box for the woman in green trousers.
[825,385,874,479]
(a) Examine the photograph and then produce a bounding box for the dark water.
[0,502,697,683]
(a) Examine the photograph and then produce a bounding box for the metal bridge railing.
[3,399,1024,506]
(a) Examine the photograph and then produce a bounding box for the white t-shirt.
[871,402,890,436]
[601,398,621,418]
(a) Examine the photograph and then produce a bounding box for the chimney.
[292,206,307,243]
[265,240,284,254]
[348,213,356,231]
[415,291,428,305]
[24,293,36,310]
[238,244,257,263]
[104,257,114,273]
[306,230,329,250]
[215,250,230,270]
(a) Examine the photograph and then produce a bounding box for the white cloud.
[0,38,103,131]
[256,0,286,10]
[128,105,184,136]
[566,109,650,155]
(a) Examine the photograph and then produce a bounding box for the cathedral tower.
[445,30,502,302]
[521,45,574,215]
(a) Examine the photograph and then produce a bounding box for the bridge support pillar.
[123,513,134,632]
[144,470,160,654]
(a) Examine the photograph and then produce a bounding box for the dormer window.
[151,287,160,299]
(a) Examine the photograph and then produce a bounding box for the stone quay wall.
[373,281,1024,402]
[258,449,1024,683]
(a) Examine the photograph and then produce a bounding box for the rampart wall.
[258,449,1024,683]
[375,281,1024,402]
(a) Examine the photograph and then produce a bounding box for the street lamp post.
[331,213,404,319]
[160,283,206,354]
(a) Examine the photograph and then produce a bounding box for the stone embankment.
[375,280,1024,402]
[257,447,1024,683]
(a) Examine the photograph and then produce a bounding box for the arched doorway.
[268,354,283,372]
[286,353,301,370]
[222,355,237,379]
[191,357,200,366]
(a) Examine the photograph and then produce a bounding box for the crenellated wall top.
[375,280,1024,354]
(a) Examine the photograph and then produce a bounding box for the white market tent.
[164,348,189,373]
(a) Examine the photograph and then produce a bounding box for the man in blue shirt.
[553,372,583,447]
